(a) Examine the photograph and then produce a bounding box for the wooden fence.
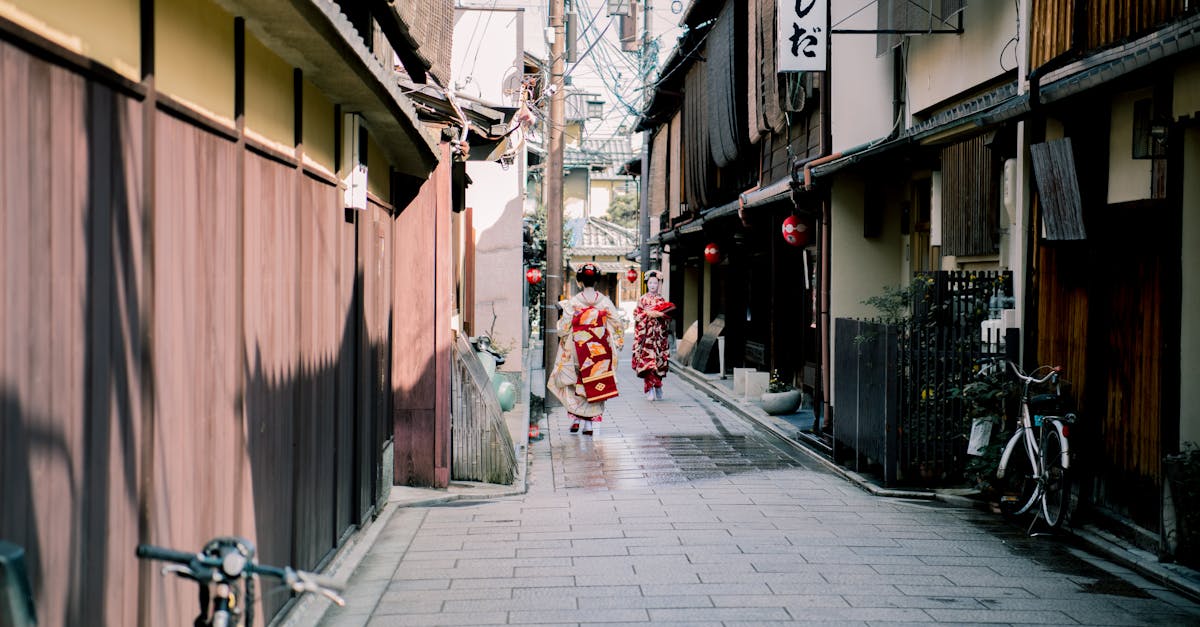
[832,319,900,485]
[450,334,518,485]
[899,271,1014,484]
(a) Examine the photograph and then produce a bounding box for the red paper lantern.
[525,267,542,284]
[704,243,721,264]
[781,215,809,247]
[626,267,639,283]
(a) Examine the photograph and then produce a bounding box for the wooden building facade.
[0,0,456,624]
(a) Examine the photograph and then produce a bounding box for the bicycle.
[995,361,1077,531]
[136,536,344,626]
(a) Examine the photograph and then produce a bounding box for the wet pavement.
[317,339,1200,626]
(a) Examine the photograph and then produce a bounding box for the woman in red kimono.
[632,270,673,401]
[548,263,625,435]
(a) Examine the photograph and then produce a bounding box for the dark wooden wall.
[1035,198,1174,528]
[393,143,452,488]
[1030,0,1191,70]
[0,32,434,625]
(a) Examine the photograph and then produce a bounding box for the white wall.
[830,4,894,148]
[454,8,525,106]
[905,1,1019,114]
[468,161,526,371]
[590,183,612,219]
[564,168,589,219]
[1107,88,1154,204]
[1182,126,1200,446]
[456,7,526,371]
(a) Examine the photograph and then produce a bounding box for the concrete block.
[744,372,770,400]
[732,368,752,394]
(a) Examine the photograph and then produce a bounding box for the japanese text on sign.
[777,0,827,72]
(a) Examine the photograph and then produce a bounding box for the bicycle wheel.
[997,433,1039,517]
[1041,428,1071,528]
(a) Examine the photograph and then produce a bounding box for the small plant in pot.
[760,370,802,415]
[1163,442,1200,567]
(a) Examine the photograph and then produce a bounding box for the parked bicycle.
[136,536,343,627]
[995,361,1077,531]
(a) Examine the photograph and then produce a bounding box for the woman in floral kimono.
[632,270,673,400]
[548,263,625,435]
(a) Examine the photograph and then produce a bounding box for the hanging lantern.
[704,242,721,264]
[626,267,639,283]
[781,215,810,247]
[525,267,542,284]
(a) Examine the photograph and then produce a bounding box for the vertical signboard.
[778,0,828,72]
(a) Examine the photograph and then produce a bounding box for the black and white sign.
[777,0,827,72]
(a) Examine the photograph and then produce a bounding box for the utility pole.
[637,0,652,277]
[543,0,566,386]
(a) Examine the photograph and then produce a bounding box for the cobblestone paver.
[321,341,1200,626]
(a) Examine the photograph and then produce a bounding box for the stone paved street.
[319,345,1200,626]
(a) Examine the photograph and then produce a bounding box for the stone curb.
[1071,526,1200,602]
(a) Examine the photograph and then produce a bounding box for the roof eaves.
[225,0,441,176]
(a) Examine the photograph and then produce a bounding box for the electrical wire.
[456,0,504,84]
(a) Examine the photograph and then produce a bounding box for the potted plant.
[759,370,802,415]
[1163,442,1200,567]
[948,362,1016,496]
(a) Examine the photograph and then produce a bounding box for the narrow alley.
[316,344,1200,626]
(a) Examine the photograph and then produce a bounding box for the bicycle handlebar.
[1008,361,1060,385]
[136,544,199,565]
[136,543,345,606]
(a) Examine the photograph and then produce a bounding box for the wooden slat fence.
[899,271,1013,484]
[940,134,999,257]
[450,334,517,484]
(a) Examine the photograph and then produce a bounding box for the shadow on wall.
[0,61,441,626]
[471,193,527,367]
[0,78,143,626]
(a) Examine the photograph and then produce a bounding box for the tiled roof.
[566,217,638,252]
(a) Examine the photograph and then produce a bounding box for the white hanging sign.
[777,0,827,73]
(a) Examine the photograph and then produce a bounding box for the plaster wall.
[1108,88,1154,204]
[828,174,904,409]
[590,183,612,219]
[1176,59,1200,118]
[468,161,526,372]
[829,4,893,148]
[906,1,1018,115]
[564,168,588,220]
[1182,126,1200,446]
[367,133,391,200]
[1,0,139,79]
[302,78,336,174]
[453,8,524,108]
[156,0,235,124]
[245,32,294,148]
